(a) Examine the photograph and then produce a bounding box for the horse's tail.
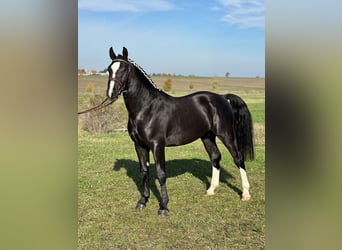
[224,94,255,161]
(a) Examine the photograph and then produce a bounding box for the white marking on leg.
[206,166,220,195]
[146,162,150,167]
[239,168,251,201]
[107,62,120,98]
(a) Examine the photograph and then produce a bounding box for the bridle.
[77,59,131,115]
[108,58,132,96]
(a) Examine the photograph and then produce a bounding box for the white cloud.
[216,0,264,28]
[78,0,175,12]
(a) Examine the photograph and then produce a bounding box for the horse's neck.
[123,71,159,116]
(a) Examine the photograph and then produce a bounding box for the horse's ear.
[109,47,116,60]
[122,47,128,60]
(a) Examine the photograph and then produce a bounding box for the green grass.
[78,133,265,249]
[78,75,265,249]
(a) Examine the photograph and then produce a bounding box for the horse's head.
[106,47,131,101]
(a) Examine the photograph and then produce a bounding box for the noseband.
[108,77,126,96]
[109,77,124,86]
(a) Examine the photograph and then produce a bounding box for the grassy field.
[78,75,265,249]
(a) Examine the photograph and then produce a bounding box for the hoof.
[135,203,146,210]
[241,195,251,201]
[158,209,169,217]
[205,190,215,196]
[206,186,217,196]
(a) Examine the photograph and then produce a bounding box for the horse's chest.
[127,118,148,144]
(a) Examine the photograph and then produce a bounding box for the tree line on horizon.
[78,68,235,78]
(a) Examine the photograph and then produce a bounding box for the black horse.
[107,47,254,216]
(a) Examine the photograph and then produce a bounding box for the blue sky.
[78,0,264,77]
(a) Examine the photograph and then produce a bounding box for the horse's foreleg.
[135,144,151,209]
[152,144,169,217]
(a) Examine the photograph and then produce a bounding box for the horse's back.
[161,91,234,145]
[176,91,233,120]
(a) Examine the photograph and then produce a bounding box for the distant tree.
[212,78,219,91]
[78,69,86,75]
[189,81,194,90]
[225,72,230,78]
[163,78,172,92]
[85,82,94,92]
[91,69,97,75]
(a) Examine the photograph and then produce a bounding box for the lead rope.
[77,97,114,115]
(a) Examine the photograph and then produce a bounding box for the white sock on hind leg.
[239,168,251,200]
[206,166,220,195]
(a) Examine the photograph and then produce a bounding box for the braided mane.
[128,58,160,90]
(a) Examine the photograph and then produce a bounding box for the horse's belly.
[165,123,208,146]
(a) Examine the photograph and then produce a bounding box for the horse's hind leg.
[135,144,151,209]
[201,133,222,195]
[218,134,251,201]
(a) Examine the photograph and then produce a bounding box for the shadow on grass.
[113,158,242,204]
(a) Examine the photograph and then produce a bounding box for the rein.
[77,97,114,115]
